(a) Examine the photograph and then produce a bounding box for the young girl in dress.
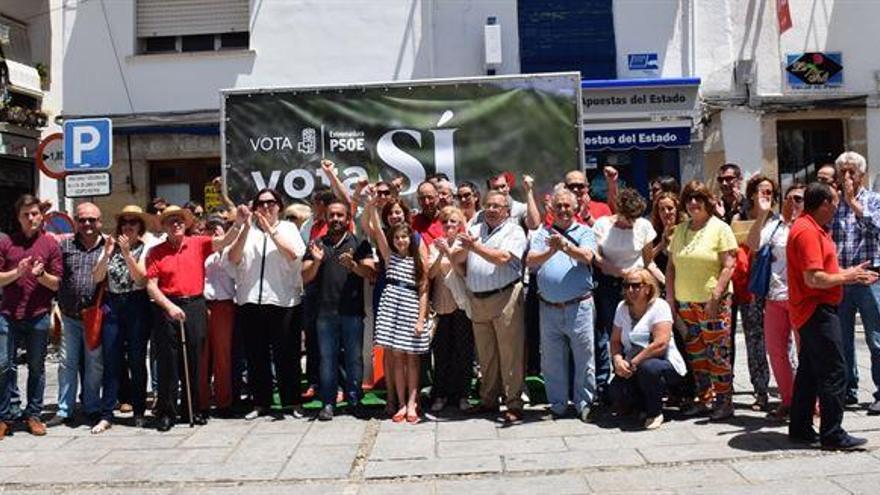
[372,217,431,423]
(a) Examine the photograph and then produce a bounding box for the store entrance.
[0,158,35,235]
[586,148,681,202]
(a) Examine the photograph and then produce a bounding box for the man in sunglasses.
[715,163,747,224]
[52,202,107,431]
[562,170,611,228]
[0,195,62,439]
[830,151,880,414]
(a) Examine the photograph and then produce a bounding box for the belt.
[386,278,418,291]
[539,293,592,308]
[168,295,204,304]
[473,281,518,299]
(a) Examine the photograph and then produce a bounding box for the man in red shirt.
[146,205,241,431]
[563,170,613,227]
[0,195,62,438]
[412,181,444,245]
[786,182,877,450]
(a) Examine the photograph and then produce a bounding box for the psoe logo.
[297,128,317,155]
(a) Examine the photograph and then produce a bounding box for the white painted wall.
[614,0,880,98]
[719,108,762,177]
[62,0,520,116]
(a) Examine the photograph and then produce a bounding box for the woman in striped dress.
[372,217,431,424]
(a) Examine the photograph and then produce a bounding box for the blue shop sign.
[584,126,691,151]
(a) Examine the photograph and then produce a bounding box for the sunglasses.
[788,195,804,203]
[119,218,141,226]
[455,192,474,200]
[717,175,738,183]
[254,199,278,208]
[376,189,392,197]
[566,183,587,192]
[77,217,99,224]
[624,282,644,290]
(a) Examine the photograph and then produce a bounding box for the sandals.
[392,408,407,423]
[90,419,112,434]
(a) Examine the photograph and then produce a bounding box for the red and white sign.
[777,0,793,34]
[35,132,65,179]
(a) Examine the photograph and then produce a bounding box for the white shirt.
[593,216,656,272]
[760,217,790,301]
[613,299,687,376]
[230,220,306,307]
[465,220,527,293]
[204,250,235,301]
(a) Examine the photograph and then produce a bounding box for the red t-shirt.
[0,231,63,320]
[412,213,444,246]
[146,235,214,297]
[786,214,842,329]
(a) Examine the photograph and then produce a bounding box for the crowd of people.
[0,154,878,451]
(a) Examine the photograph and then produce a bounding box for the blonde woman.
[609,268,687,430]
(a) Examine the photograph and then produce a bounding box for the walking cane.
[179,320,195,428]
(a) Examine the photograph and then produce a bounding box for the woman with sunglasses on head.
[609,268,687,429]
[745,181,806,420]
[667,181,738,421]
[227,188,307,421]
[92,206,155,430]
[736,175,779,412]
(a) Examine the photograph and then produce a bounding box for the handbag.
[81,284,106,351]
[747,219,782,298]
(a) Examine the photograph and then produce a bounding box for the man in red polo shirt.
[412,181,444,245]
[146,205,241,431]
[787,182,877,450]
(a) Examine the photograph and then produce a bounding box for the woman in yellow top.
[666,180,738,421]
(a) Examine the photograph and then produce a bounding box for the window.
[777,119,844,189]
[137,0,249,54]
[150,159,221,208]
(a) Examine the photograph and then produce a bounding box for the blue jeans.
[0,314,50,420]
[539,298,596,415]
[103,291,151,419]
[316,314,364,407]
[58,316,104,418]
[839,284,880,400]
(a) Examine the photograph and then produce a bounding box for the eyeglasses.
[119,218,140,226]
[77,217,99,224]
[788,195,804,203]
[717,175,738,184]
[624,282,644,290]
[566,183,587,192]
[455,192,473,200]
[254,199,278,208]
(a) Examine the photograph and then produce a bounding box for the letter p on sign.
[64,118,113,171]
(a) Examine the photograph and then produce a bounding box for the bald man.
[51,202,110,433]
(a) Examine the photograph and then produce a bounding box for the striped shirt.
[831,187,880,268]
[58,235,105,316]
[465,220,527,293]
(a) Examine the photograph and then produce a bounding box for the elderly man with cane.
[145,205,241,432]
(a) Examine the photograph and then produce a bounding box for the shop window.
[777,119,844,189]
[149,159,221,208]
[586,149,680,201]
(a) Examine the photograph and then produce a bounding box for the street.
[1,329,879,495]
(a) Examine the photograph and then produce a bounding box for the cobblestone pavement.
[2,330,880,494]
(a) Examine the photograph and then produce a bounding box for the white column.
[719,108,763,179]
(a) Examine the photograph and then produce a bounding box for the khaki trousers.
[470,282,525,411]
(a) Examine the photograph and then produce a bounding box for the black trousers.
[790,304,847,443]
[153,297,207,419]
[237,303,303,409]
[430,309,475,401]
[609,358,682,417]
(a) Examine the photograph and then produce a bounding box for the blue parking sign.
[64,118,112,171]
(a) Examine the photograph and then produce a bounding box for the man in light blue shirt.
[527,188,597,422]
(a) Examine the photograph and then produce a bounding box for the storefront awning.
[583,121,691,151]
[4,59,42,98]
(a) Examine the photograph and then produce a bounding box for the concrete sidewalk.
[1,332,879,494]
